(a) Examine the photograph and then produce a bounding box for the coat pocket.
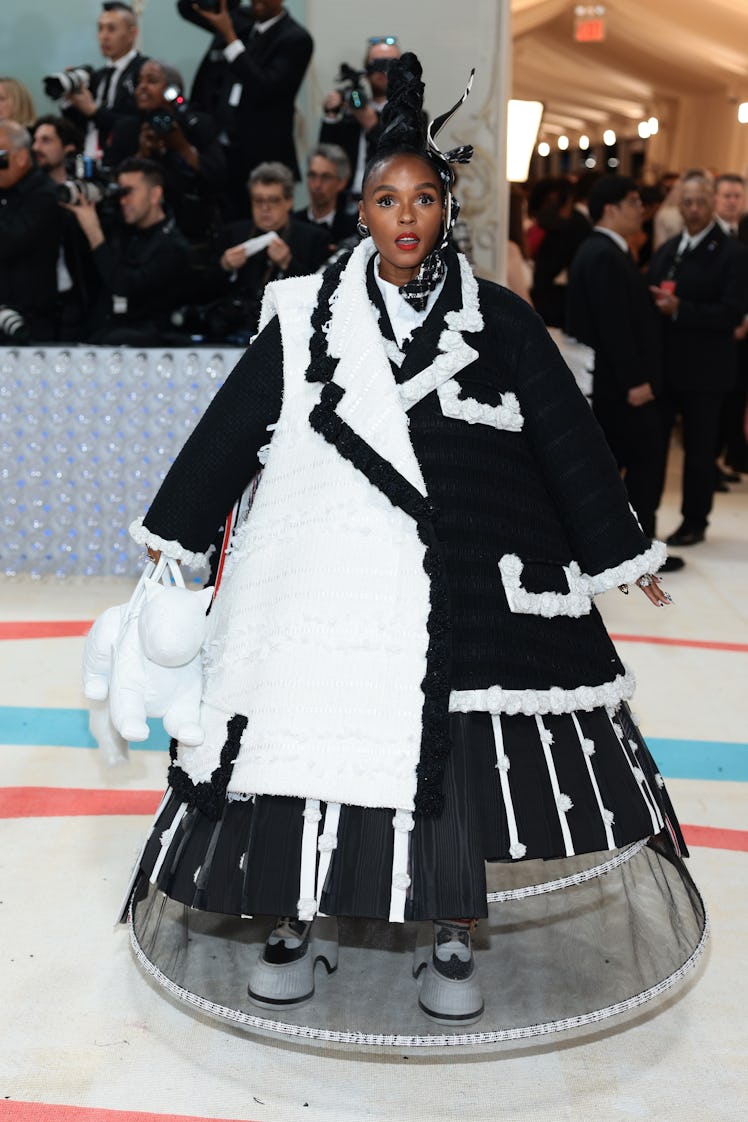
[498,553,592,618]
[437,378,524,431]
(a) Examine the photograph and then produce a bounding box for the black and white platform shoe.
[247,915,339,1009]
[416,919,484,1026]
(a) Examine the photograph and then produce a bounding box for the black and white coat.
[131,240,666,915]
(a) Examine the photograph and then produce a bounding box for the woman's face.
[135,62,169,112]
[359,154,445,285]
[0,84,12,121]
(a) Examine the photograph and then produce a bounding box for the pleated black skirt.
[137,702,686,922]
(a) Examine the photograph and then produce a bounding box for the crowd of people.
[0,0,400,347]
[509,168,748,557]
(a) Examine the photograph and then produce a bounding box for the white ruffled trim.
[129,517,212,569]
[498,554,592,618]
[584,539,668,594]
[395,252,484,414]
[449,666,636,717]
[437,379,524,431]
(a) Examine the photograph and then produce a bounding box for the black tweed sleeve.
[138,317,284,556]
[492,289,658,579]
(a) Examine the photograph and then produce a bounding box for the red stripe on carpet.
[0,787,162,818]
[0,1104,256,1122]
[609,632,748,653]
[2,788,748,853]
[0,620,92,640]
[681,823,748,852]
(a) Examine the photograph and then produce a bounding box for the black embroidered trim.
[413,520,453,816]
[305,250,353,385]
[309,385,451,817]
[167,713,248,821]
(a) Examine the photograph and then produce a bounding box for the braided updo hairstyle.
[362,52,447,196]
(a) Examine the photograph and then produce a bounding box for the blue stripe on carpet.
[0,707,747,782]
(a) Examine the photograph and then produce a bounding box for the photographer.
[319,36,400,207]
[0,120,61,342]
[66,156,190,345]
[292,144,357,252]
[176,0,313,219]
[32,115,100,341]
[58,1,147,166]
[105,60,227,244]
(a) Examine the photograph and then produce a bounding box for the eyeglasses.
[252,193,285,207]
[367,36,397,45]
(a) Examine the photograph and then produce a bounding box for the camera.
[43,66,94,101]
[336,63,368,112]
[55,154,129,208]
[147,85,189,135]
[0,306,30,342]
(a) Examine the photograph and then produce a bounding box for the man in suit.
[198,161,330,341]
[0,120,61,342]
[177,0,313,218]
[567,175,679,566]
[713,174,748,478]
[293,144,357,253]
[63,2,147,166]
[648,171,747,545]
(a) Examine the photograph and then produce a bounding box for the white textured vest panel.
[176,242,431,812]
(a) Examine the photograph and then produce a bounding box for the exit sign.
[574,5,606,42]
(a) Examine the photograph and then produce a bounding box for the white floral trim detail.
[437,379,524,431]
[509,841,527,859]
[382,336,406,366]
[584,539,668,594]
[557,793,574,813]
[317,832,338,853]
[498,554,592,618]
[396,253,483,413]
[129,517,212,569]
[449,667,636,716]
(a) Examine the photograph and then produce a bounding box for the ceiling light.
[648,116,659,135]
[638,121,651,139]
[558,135,569,150]
[579,134,590,150]
[603,129,616,146]
[538,141,550,157]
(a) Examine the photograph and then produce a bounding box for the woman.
[106,59,226,242]
[0,77,36,127]
[124,55,704,1036]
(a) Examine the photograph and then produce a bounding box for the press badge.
[229,82,243,107]
[113,295,128,315]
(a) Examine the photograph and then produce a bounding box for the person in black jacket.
[195,160,330,341]
[292,144,357,253]
[567,176,674,562]
[529,176,590,327]
[31,114,100,341]
[105,60,227,244]
[176,0,313,218]
[0,120,60,342]
[648,171,748,545]
[61,2,147,166]
[66,156,190,344]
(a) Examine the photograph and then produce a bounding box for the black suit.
[292,202,357,251]
[64,53,147,166]
[0,167,61,341]
[567,230,664,537]
[648,223,748,530]
[177,4,313,216]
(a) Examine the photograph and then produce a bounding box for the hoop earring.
[356,219,370,238]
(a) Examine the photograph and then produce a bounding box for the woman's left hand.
[636,574,673,606]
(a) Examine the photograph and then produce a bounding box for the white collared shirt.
[715,215,738,237]
[100,48,138,107]
[224,9,286,61]
[593,225,629,254]
[676,221,716,255]
[373,256,445,349]
[307,207,334,228]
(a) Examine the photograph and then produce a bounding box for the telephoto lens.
[55,179,106,206]
[43,66,93,101]
[0,307,30,342]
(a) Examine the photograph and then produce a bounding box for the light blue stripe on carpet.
[1,707,747,781]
